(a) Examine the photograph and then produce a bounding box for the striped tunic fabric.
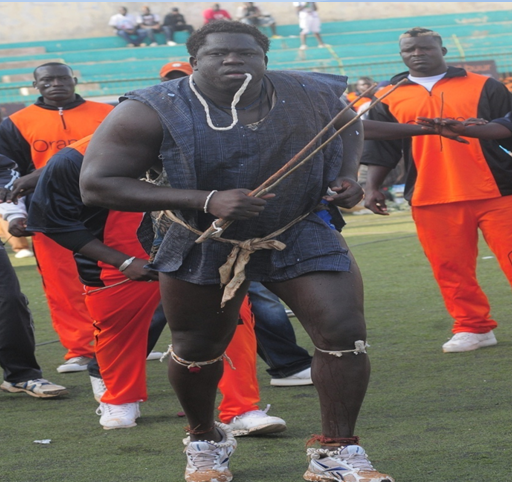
[124,71,352,284]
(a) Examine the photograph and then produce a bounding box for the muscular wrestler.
[81,21,393,482]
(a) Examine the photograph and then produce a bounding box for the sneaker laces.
[187,444,224,470]
[185,422,236,460]
[17,379,50,388]
[235,404,272,420]
[450,333,473,341]
[307,446,376,472]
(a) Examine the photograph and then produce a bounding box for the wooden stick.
[257,79,408,196]
[195,79,405,243]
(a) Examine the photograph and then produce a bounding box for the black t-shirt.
[27,147,109,286]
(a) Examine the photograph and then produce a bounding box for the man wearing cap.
[159,61,193,82]
[162,7,194,47]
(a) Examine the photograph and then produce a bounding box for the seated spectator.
[136,6,162,47]
[236,3,279,37]
[203,3,232,24]
[109,6,147,47]
[162,7,194,46]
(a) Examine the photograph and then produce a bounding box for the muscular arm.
[444,122,511,140]
[81,99,270,220]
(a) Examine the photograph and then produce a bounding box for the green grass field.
[1,210,511,482]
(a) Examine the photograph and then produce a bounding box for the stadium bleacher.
[1,10,512,108]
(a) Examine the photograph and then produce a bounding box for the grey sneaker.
[227,405,286,436]
[56,356,91,373]
[184,422,237,482]
[304,445,394,482]
[1,378,68,398]
[442,331,497,353]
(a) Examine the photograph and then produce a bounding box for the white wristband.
[203,190,218,214]
[119,256,136,272]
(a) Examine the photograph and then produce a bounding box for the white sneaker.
[442,331,497,353]
[14,249,34,258]
[185,422,237,482]
[90,376,107,402]
[299,44,307,50]
[146,351,163,361]
[271,367,312,386]
[304,445,394,482]
[56,356,91,373]
[149,42,158,47]
[227,405,286,436]
[1,378,67,398]
[96,402,140,430]
[167,41,177,46]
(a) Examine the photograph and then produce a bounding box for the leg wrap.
[162,344,235,373]
[314,340,368,357]
[307,434,360,448]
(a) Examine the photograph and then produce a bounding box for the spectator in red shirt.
[203,3,231,24]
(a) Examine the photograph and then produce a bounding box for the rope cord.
[189,73,253,131]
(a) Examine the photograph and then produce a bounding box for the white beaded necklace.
[189,73,253,131]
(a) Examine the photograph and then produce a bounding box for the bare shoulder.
[83,99,163,178]
[94,99,163,145]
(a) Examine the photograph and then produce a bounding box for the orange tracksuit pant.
[85,279,160,405]
[32,233,95,359]
[218,297,260,423]
[412,196,512,334]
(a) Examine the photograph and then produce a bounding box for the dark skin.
[32,64,78,108]
[399,35,448,78]
[81,31,367,444]
[416,116,510,140]
[78,239,158,282]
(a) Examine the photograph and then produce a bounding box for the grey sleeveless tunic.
[124,70,351,284]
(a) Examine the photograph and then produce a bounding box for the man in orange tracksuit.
[0,62,113,372]
[28,135,286,433]
[28,136,160,428]
[362,27,512,353]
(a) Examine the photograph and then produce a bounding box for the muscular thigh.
[159,274,249,357]
[264,237,366,350]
